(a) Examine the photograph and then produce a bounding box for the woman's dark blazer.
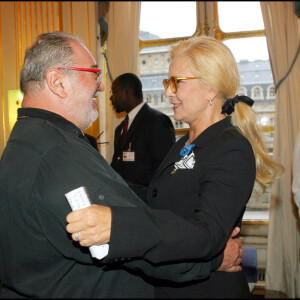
[106,117,255,298]
[146,117,255,298]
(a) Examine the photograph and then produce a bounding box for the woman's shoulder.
[217,125,254,153]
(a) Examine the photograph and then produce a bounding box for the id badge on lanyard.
[122,142,135,161]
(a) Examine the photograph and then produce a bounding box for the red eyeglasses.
[57,67,102,86]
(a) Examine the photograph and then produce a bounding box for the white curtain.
[260,2,300,297]
[104,1,141,162]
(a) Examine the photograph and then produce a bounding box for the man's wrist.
[211,251,224,271]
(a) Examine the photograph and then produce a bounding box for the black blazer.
[107,117,256,298]
[111,103,175,199]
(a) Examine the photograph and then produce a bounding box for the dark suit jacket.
[0,108,155,298]
[107,117,256,298]
[111,103,175,200]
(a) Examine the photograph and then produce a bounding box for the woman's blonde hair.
[170,36,284,192]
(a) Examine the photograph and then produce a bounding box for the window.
[238,87,248,96]
[140,1,197,131]
[144,92,154,105]
[254,87,260,98]
[267,85,276,99]
[159,93,166,104]
[139,1,275,219]
[251,86,263,100]
[252,86,263,99]
[140,2,196,40]
[216,2,275,178]
[270,86,275,97]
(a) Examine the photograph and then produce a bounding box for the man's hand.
[66,204,112,247]
[217,227,244,272]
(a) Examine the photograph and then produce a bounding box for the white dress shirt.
[127,102,145,130]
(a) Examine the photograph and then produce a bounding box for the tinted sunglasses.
[162,76,200,93]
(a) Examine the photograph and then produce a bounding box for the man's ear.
[46,68,68,98]
[124,87,132,97]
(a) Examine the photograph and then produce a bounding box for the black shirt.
[0,108,154,298]
[0,108,227,298]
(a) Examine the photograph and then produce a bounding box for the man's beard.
[76,104,99,131]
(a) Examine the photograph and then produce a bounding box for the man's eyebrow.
[91,64,99,68]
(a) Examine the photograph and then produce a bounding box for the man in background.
[110,73,175,200]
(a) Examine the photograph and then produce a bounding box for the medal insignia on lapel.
[171,144,196,174]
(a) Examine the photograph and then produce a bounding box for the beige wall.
[0,1,102,156]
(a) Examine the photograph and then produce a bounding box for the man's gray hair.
[20,31,83,94]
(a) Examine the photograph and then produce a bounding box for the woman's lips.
[173,103,181,111]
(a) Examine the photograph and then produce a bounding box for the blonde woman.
[67,36,283,298]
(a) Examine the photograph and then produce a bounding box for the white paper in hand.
[65,186,109,260]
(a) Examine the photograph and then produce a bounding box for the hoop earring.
[209,99,213,106]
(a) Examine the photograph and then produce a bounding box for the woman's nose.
[164,85,174,98]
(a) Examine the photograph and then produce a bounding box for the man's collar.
[17,108,85,139]
[127,102,145,128]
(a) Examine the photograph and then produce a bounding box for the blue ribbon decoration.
[180,144,195,158]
